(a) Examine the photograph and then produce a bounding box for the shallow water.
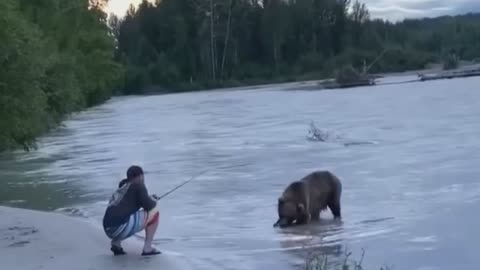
[2,76,480,270]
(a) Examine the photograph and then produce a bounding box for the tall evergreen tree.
[115,0,480,94]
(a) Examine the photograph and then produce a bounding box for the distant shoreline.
[122,61,480,96]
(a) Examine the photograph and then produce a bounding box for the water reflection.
[275,220,346,269]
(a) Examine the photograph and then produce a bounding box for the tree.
[1,0,121,150]
[113,0,480,94]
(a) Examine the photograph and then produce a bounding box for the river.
[1,76,480,270]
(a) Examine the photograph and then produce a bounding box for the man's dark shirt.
[103,181,157,228]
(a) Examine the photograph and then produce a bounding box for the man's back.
[103,181,156,228]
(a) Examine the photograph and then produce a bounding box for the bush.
[335,65,366,84]
[0,0,121,151]
[0,0,49,150]
[303,245,391,270]
[443,53,459,70]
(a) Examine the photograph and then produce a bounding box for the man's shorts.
[104,207,159,241]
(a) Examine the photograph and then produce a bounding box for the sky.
[105,0,151,17]
[364,0,480,21]
[105,0,480,22]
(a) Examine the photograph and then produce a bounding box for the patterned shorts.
[104,207,159,241]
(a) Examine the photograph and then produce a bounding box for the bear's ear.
[296,203,305,213]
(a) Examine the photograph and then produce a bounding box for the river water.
[1,76,480,270]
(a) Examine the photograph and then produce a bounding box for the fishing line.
[154,163,250,201]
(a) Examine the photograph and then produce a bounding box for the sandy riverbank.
[0,206,194,270]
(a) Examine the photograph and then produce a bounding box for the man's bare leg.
[142,210,161,255]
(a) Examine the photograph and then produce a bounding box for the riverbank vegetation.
[0,0,122,151]
[303,245,390,270]
[2,0,480,151]
[112,0,480,94]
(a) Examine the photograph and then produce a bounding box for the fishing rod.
[153,163,250,201]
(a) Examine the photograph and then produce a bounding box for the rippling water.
[2,76,480,270]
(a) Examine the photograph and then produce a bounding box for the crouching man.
[103,165,161,256]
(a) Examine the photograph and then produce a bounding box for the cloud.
[362,0,480,21]
[105,0,155,17]
[106,0,480,21]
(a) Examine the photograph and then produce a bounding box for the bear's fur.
[273,170,342,228]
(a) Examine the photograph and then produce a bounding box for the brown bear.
[273,170,342,228]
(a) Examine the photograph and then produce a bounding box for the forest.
[1,0,480,151]
[112,0,480,93]
[0,0,122,151]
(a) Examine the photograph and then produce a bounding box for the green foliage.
[0,0,48,150]
[0,0,121,151]
[335,65,365,85]
[443,53,459,70]
[3,0,480,150]
[115,0,480,94]
[304,247,390,270]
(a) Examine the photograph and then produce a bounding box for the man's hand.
[151,194,160,201]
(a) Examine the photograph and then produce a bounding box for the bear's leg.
[295,213,310,225]
[294,204,311,225]
[327,197,341,219]
[309,205,321,221]
[310,197,327,221]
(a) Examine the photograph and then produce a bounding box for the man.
[102,165,161,256]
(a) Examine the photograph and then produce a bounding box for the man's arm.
[136,183,157,211]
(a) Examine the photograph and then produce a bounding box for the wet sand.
[0,206,194,270]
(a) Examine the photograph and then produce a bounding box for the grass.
[303,247,392,270]
[299,237,391,270]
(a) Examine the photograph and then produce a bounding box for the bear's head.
[273,197,309,228]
